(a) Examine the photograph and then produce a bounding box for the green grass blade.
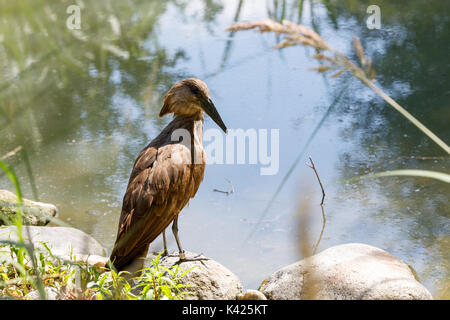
[350,169,450,183]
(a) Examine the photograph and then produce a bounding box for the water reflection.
[0,0,448,296]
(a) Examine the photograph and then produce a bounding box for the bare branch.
[306,157,325,206]
[306,157,327,255]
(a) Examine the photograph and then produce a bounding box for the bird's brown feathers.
[109,115,205,270]
[108,78,225,271]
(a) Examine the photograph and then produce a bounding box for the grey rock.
[0,190,57,226]
[0,226,106,260]
[144,251,243,300]
[259,243,433,300]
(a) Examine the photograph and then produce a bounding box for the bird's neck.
[173,110,204,122]
[169,113,204,165]
[171,113,204,145]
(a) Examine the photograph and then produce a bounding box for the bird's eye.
[190,86,200,96]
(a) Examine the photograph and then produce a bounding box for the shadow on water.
[0,0,448,297]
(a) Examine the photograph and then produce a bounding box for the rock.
[237,289,267,300]
[259,243,433,300]
[0,226,106,260]
[60,254,109,272]
[25,287,60,300]
[0,190,58,226]
[143,251,243,300]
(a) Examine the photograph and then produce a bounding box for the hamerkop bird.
[107,78,227,272]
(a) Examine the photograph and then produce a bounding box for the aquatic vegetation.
[227,19,449,156]
[228,17,449,299]
[0,239,193,300]
[0,157,192,300]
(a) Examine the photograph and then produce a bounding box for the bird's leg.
[162,230,168,256]
[172,216,186,260]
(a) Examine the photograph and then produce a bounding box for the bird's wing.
[109,143,205,269]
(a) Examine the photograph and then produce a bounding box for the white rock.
[60,253,109,272]
[259,243,433,300]
[0,226,106,259]
[143,251,243,300]
[237,289,267,300]
[0,190,58,226]
[25,287,60,300]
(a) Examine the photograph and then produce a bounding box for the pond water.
[0,0,448,297]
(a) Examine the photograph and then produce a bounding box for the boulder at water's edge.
[259,243,433,300]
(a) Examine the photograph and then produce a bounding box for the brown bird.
[107,78,227,272]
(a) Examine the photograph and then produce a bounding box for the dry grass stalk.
[226,20,367,80]
[1,146,22,161]
[227,19,450,154]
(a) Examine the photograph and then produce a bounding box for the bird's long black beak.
[200,97,227,133]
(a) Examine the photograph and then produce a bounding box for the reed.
[227,19,450,155]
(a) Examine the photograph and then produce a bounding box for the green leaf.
[180,265,198,278]
[159,285,172,298]
[351,169,450,183]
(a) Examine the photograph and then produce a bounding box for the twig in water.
[306,156,325,206]
[306,156,326,255]
[213,179,235,196]
[312,205,326,255]
[243,81,350,243]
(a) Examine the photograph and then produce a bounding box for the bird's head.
[160,78,227,133]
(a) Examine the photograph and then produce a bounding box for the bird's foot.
[178,250,186,261]
[175,252,210,264]
[161,251,210,264]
